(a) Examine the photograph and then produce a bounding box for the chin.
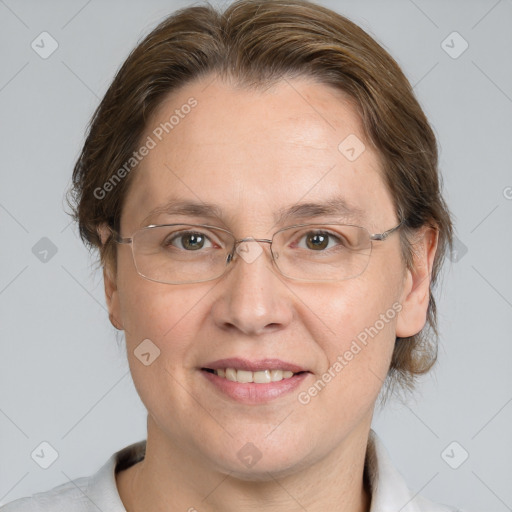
[204,437,317,481]
[217,457,309,482]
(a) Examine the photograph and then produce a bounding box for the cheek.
[117,280,211,417]
[119,279,209,351]
[302,272,400,404]
[307,274,398,350]
[116,274,224,418]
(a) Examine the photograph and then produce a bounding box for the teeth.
[225,368,237,381]
[254,370,271,383]
[213,368,295,383]
[237,370,253,383]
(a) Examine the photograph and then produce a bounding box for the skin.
[99,74,438,512]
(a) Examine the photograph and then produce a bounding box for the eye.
[295,230,348,251]
[165,230,215,251]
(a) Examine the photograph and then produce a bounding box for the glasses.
[109,220,403,285]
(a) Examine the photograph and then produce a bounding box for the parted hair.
[66,0,453,395]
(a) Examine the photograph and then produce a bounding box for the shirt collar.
[85,440,145,511]
[366,430,422,512]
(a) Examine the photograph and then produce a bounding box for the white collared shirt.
[0,430,462,511]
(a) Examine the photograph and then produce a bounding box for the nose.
[210,238,294,336]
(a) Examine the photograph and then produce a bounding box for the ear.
[396,225,439,338]
[97,223,124,331]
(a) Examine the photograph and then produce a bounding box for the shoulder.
[0,476,91,512]
[1,440,145,512]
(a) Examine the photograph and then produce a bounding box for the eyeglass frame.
[107,218,405,284]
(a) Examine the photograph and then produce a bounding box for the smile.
[203,368,298,383]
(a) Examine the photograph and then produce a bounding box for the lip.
[202,357,307,373]
[201,369,310,404]
[200,358,311,404]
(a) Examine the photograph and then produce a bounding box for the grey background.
[1,0,511,510]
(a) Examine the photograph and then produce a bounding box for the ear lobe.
[97,222,124,331]
[103,265,124,331]
[395,226,439,338]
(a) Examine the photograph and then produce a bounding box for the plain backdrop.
[1,0,511,510]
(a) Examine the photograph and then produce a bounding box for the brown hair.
[66,0,453,395]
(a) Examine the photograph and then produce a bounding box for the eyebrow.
[140,195,366,227]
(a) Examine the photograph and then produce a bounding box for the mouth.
[200,358,311,404]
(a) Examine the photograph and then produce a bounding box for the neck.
[117,417,372,512]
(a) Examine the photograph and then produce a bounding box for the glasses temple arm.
[370,219,404,241]
[106,226,132,245]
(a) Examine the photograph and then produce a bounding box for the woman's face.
[104,75,430,478]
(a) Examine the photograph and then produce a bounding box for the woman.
[2,0,460,510]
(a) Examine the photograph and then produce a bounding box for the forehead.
[121,75,393,232]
